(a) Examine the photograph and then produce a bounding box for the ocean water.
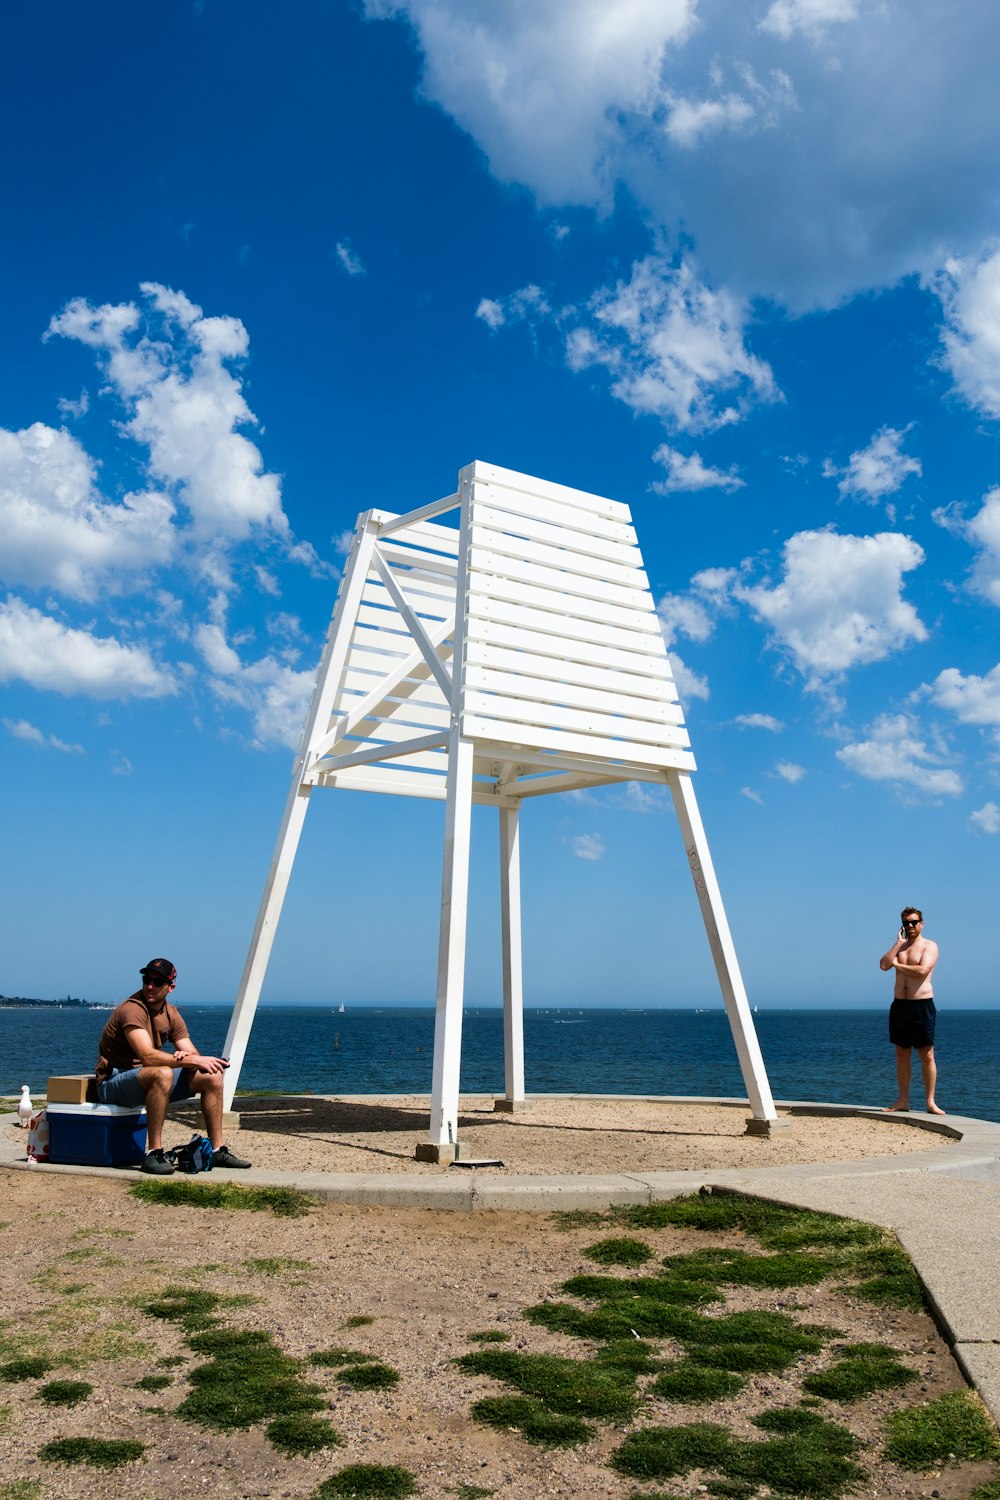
[2,1005,999,1122]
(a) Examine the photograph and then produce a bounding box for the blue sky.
[2,0,998,1011]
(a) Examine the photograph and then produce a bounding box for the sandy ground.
[0,1105,982,1500]
[149,1094,951,1175]
[0,1164,992,1500]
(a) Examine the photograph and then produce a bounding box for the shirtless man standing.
[879,907,944,1115]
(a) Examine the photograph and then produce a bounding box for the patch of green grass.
[244,1256,314,1277]
[662,1246,835,1289]
[142,1286,225,1332]
[313,1464,417,1498]
[582,1236,654,1267]
[130,1178,314,1216]
[134,1374,173,1392]
[448,1486,495,1499]
[549,1209,609,1231]
[680,1308,831,1375]
[59,1245,98,1262]
[803,1343,917,1402]
[704,1482,758,1499]
[884,1390,1000,1469]
[562,1269,721,1306]
[651,1361,746,1402]
[180,1326,325,1431]
[615,1193,881,1254]
[969,1481,1000,1499]
[157,1354,189,1367]
[457,1347,637,1421]
[38,1437,146,1468]
[466,1330,511,1344]
[844,1244,925,1309]
[470,1393,593,1447]
[594,1338,661,1375]
[308,1348,379,1368]
[612,1409,861,1498]
[36,1378,92,1406]
[525,1295,699,1343]
[343,1314,375,1328]
[611,1421,734,1479]
[337,1361,399,1391]
[0,1357,53,1381]
[266,1413,342,1456]
[0,1482,43,1500]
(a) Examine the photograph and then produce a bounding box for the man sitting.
[95,957,250,1175]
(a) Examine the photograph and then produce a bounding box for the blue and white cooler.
[46,1102,147,1167]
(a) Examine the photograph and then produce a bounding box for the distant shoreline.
[0,998,93,1010]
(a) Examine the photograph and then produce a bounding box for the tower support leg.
[495,804,525,1112]
[222,781,312,1111]
[668,770,786,1134]
[419,731,474,1160]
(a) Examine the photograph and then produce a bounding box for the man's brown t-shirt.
[95,993,187,1083]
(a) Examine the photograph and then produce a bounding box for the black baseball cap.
[141,958,177,984]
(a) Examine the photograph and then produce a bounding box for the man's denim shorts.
[96,1067,197,1109]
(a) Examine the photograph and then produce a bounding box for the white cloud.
[938,487,1000,606]
[48,283,286,549]
[0,597,176,700]
[3,718,44,745]
[664,91,756,149]
[57,389,89,421]
[836,713,963,798]
[735,712,784,731]
[651,443,744,494]
[0,422,176,601]
[366,0,697,206]
[825,425,922,504]
[737,528,927,685]
[2,717,84,752]
[566,257,779,433]
[774,760,806,782]
[927,663,1000,740]
[759,0,859,42]
[658,592,715,646]
[572,832,606,861]
[670,654,710,704]
[194,617,315,749]
[368,1,1000,311]
[740,786,764,804]
[934,246,1000,419]
[475,284,550,330]
[334,241,366,276]
[970,801,1000,834]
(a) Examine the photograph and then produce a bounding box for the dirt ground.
[135,1094,949,1175]
[0,1154,994,1500]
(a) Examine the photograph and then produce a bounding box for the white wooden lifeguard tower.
[221,461,781,1156]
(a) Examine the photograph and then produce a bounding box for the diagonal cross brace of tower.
[221,460,780,1151]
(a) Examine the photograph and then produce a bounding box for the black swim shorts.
[889,997,936,1050]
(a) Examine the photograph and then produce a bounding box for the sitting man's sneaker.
[213,1143,251,1169]
[141,1147,176,1175]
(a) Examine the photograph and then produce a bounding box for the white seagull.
[17,1085,33,1128]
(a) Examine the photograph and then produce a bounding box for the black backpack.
[170,1135,214,1173]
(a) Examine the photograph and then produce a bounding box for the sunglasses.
[143,973,171,985]
[902,919,921,927]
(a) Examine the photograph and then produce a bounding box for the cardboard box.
[47,1075,96,1105]
[47,1103,147,1168]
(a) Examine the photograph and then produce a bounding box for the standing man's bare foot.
[884,1101,910,1112]
[926,1102,946,1115]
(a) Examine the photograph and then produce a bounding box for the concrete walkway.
[4,1096,1000,1425]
